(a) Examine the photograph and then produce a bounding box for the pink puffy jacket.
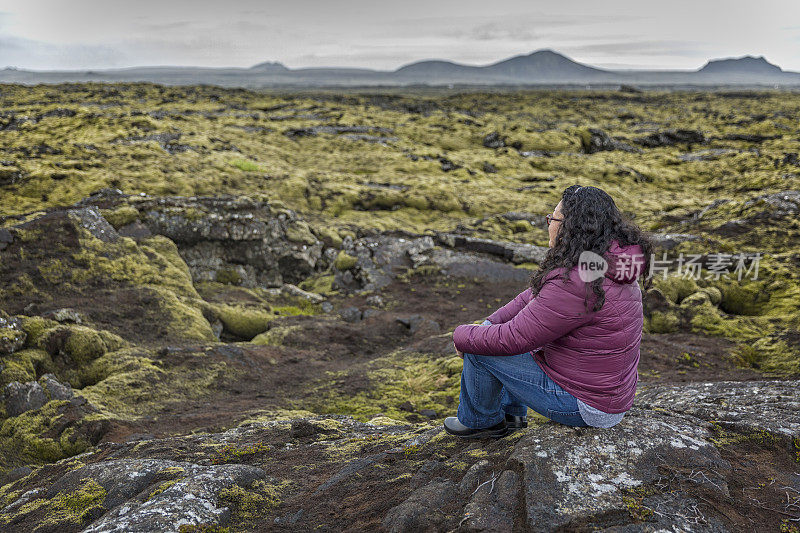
[453,240,645,413]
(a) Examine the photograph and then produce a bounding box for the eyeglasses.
[545,214,563,226]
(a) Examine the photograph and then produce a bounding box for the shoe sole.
[443,425,511,439]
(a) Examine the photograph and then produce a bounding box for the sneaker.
[443,417,509,439]
[505,413,528,429]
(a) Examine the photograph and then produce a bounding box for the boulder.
[633,129,707,147]
[580,128,639,154]
[0,310,26,355]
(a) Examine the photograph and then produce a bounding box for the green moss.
[79,348,230,419]
[147,478,183,500]
[297,273,337,296]
[230,158,263,172]
[211,442,272,465]
[179,524,230,533]
[718,280,770,316]
[19,316,60,347]
[205,303,273,340]
[214,267,242,285]
[0,348,54,387]
[653,275,700,305]
[300,350,464,421]
[250,325,301,346]
[100,205,139,228]
[0,400,92,466]
[314,226,343,248]
[333,250,357,271]
[646,311,680,333]
[285,220,317,245]
[39,324,127,366]
[218,479,290,522]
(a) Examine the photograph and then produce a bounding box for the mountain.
[248,61,290,72]
[394,49,616,83]
[698,55,784,75]
[2,49,799,87]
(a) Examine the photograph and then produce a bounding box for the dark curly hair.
[528,185,655,312]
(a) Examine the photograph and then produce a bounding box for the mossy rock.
[285,220,318,246]
[205,303,273,340]
[99,205,139,229]
[646,311,680,334]
[39,325,127,366]
[0,348,54,388]
[0,399,96,466]
[654,276,700,305]
[250,325,302,346]
[698,286,722,305]
[718,282,770,316]
[333,251,357,271]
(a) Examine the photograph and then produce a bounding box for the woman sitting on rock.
[445,185,654,438]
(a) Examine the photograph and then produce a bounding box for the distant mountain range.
[2,49,799,88]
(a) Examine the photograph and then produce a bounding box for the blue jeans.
[456,351,589,429]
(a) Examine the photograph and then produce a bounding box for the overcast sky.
[1,0,799,72]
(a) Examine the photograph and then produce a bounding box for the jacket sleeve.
[485,288,532,325]
[453,274,594,356]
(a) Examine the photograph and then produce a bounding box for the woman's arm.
[485,288,533,325]
[453,275,594,356]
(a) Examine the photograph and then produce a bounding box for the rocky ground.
[1,84,799,532]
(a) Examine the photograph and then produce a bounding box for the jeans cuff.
[502,407,527,417]
[457,408,505,429]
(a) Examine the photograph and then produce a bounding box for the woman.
[445,185,654,438]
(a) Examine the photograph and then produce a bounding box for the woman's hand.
[453,341,464,358]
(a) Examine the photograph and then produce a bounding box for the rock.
[2,381,48,417]
[775,152,799,167]
[67,206,120,243]
[333,234,435,293]
[482,132,505,149]
[426,247,532,284]
[418,409,437,419]
[743,189,800,217]
[0,227,13,251]
[650,232,701,250]
[580,128,639,154]
[383,479,460,533]
[398,401,414,412]
[361,308,381,319]
[2,374,74,417]
[635,379,800,437]
[438,156,462,172]
[482,161,497,173]
[498,211,547,228]
[633,129,707,147]
[365,295,385,308]
[59,459,266,533]
[117,220,153,239]
[0,310,26,355]
[40,307,83,324]
[38,373,74,401]
[284,127,316,138]
[619,84,643,93]
[509,407,731,531]
[434,233,548,264]
[281,283,325,303]
[395,315,440,335]
[722,133,780,143]
[678,148,738,161]
[320,301,334,313]
[130,195,325,287]
[340,306,362,323]
[459,470,521,533]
